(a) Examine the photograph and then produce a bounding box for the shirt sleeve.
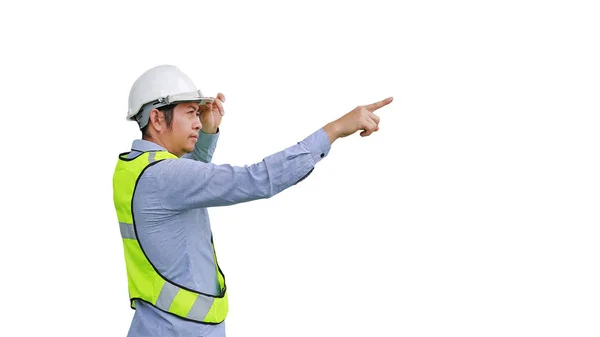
[181,129,220,163]
[150,128,331,210]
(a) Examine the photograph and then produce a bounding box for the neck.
[143,134,169,153]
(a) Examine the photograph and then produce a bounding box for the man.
[112,64,393,337]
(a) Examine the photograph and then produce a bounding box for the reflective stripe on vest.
[112,150,228,324]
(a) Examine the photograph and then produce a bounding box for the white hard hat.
[127,65,213,128]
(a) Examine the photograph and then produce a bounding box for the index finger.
[364,96,393,112]
[216,92,226,103]
[214,98,224,116]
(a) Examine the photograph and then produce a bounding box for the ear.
[149,109,164,132]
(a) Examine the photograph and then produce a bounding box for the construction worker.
[112,64,393,337]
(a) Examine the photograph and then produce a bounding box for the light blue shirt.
[124,128,331,337]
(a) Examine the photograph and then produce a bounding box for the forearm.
[323,121,342,144]
[183,128,220,163]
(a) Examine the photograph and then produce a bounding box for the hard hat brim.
[126,91,215,121]
[158,91,214,107]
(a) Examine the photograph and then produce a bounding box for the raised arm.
[153,128,331,210]
[149,96,393,211]
[182,92,225,163]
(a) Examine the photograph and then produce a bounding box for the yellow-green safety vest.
[112,150,228,324]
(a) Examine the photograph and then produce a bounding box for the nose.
[193,116,202,130]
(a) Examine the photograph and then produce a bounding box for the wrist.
[201,127,219,134]
[323,121,341,144]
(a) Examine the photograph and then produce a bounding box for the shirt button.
[320,153,324,158]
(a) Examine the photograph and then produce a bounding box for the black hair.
[141,104,175,138]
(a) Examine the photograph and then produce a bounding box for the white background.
[1,0,599,336]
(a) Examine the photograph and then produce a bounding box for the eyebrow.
[185,103,199,111]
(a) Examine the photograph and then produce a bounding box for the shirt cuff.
[197,128,220,149]
[302,128,331,165]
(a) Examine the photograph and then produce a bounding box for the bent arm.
[155,128,331,210]
[182,129,220,163]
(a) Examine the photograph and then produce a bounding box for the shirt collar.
[131,139,167,153]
